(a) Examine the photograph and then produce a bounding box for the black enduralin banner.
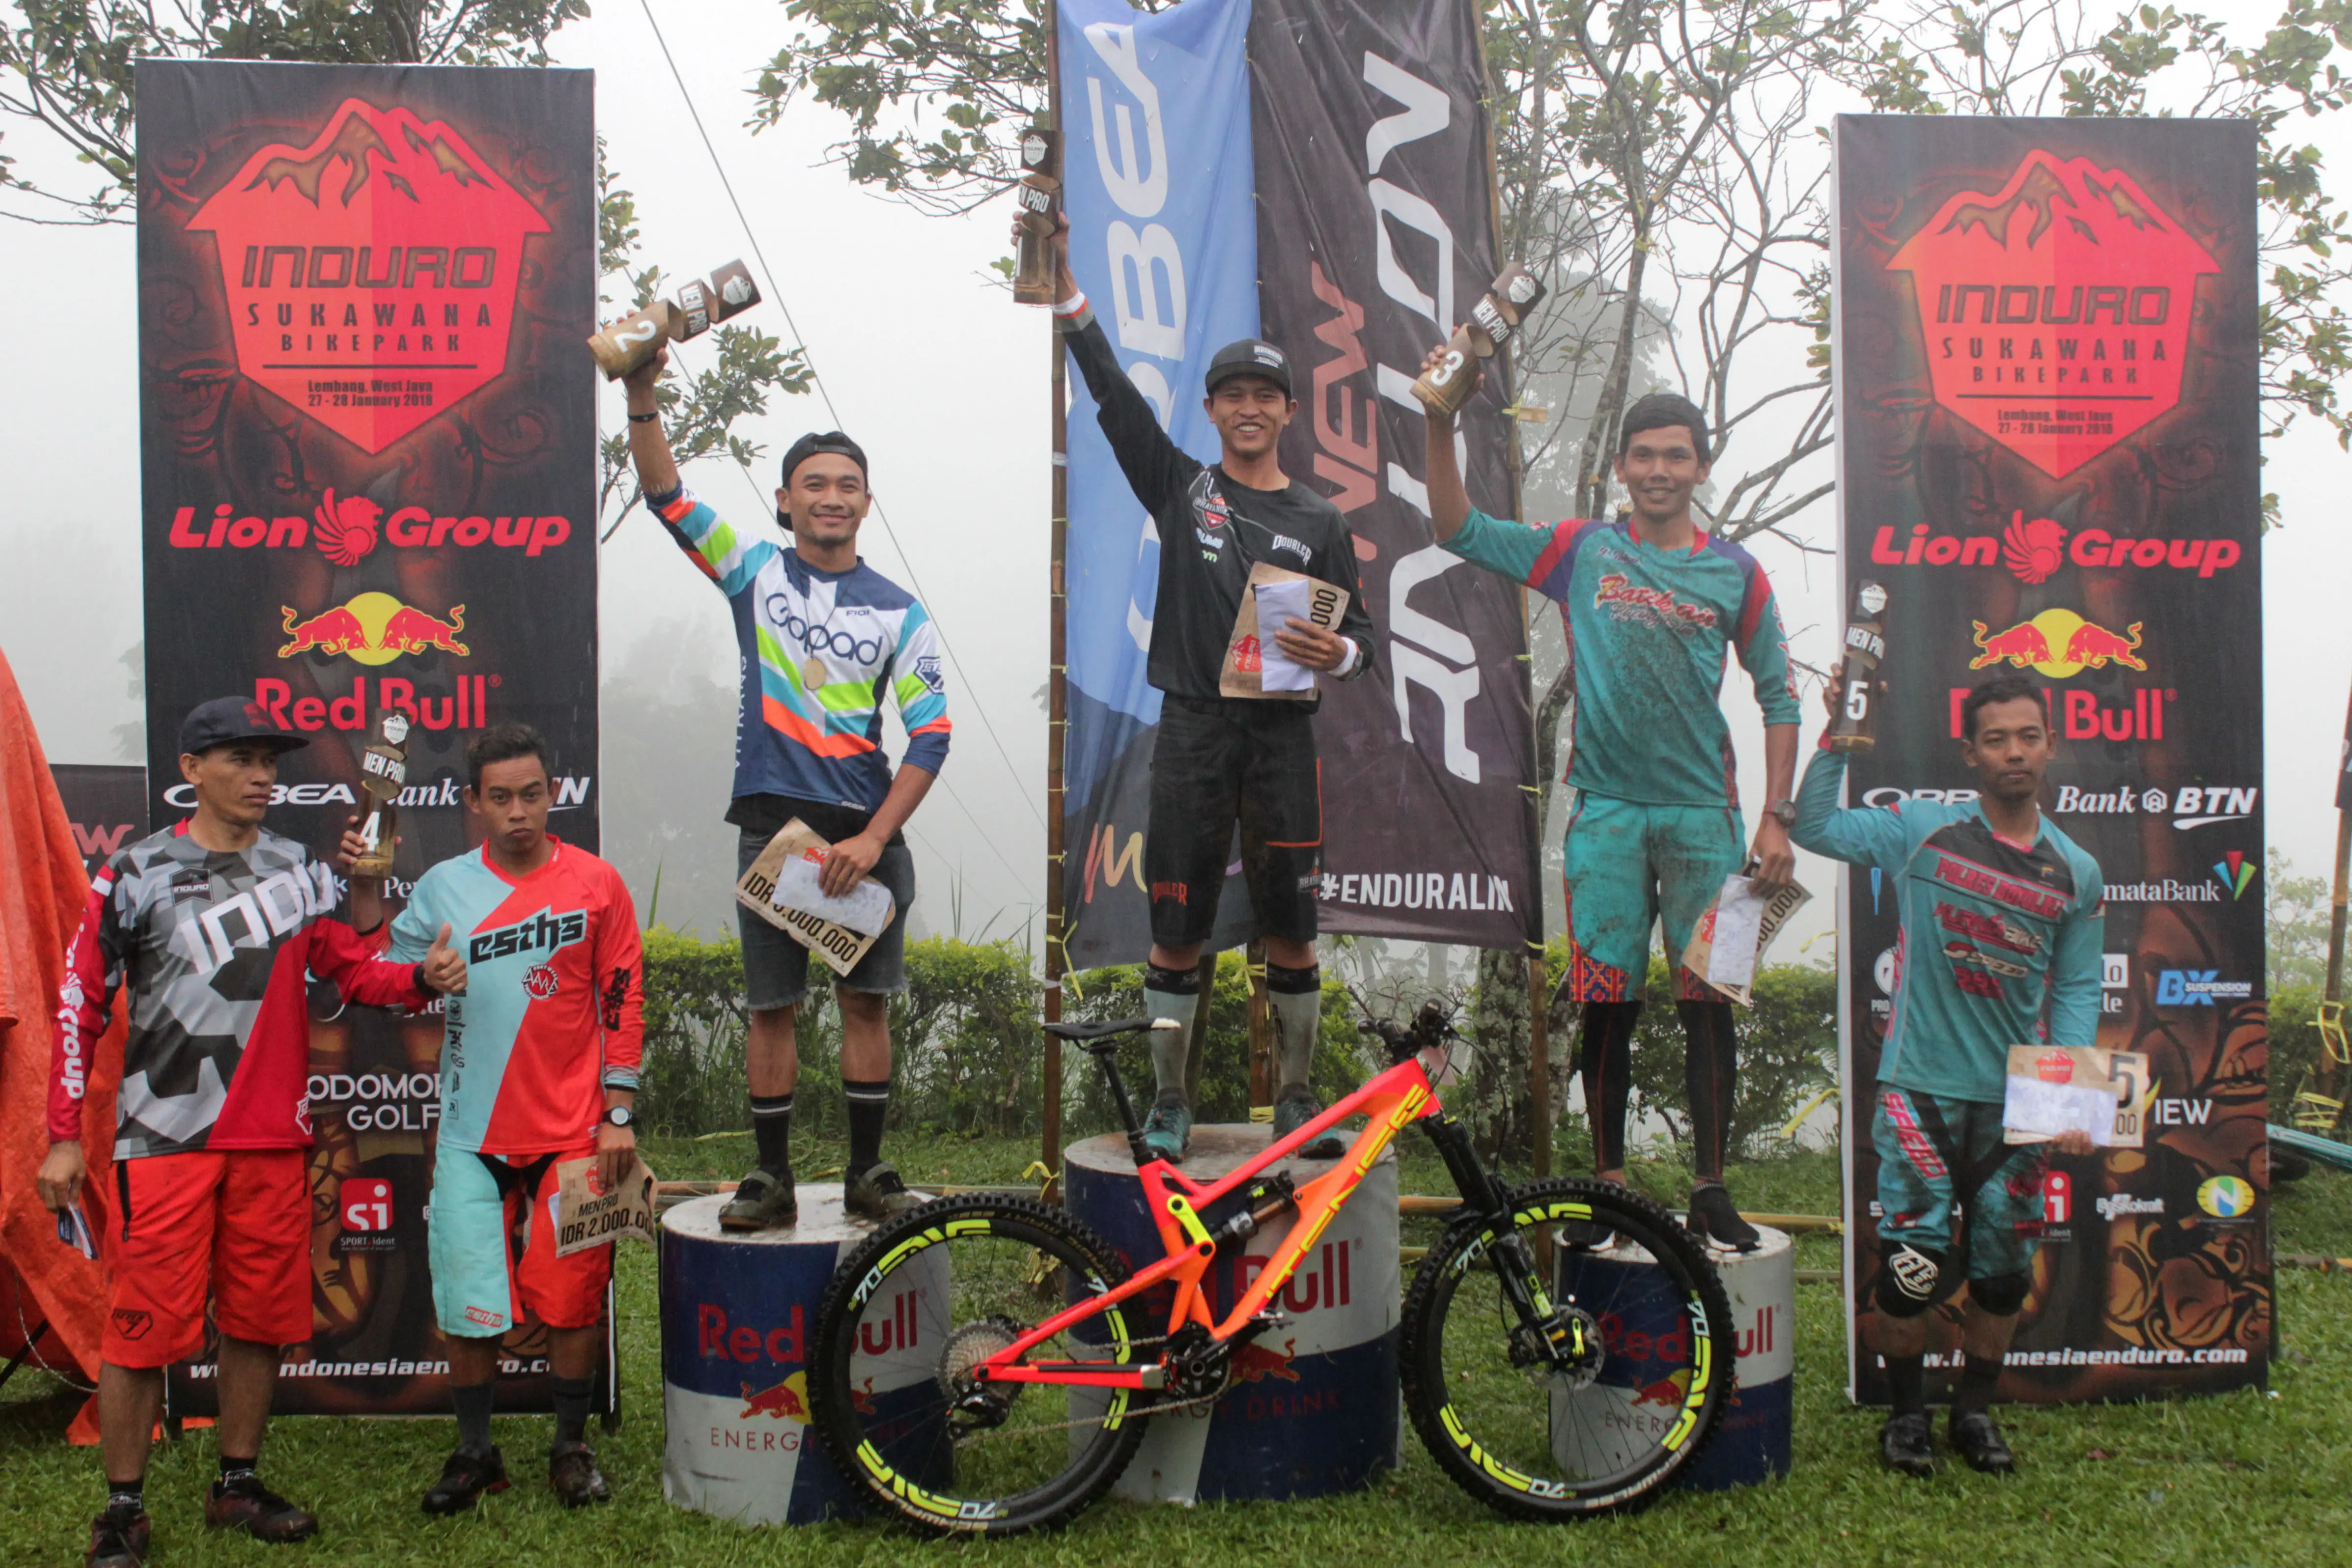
[49,766,147,874]
[1250,0,1540,949]
[137,61,599,1416]
[1833,117,2266,1402]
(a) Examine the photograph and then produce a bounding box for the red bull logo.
[1886,149,2219,476]
[1230,1338,1301,1385]
[738,1370,812,1423]
[252,674,494,734]
[1631,1370,1692,1409]
[1967,609,2144,676]
[186,98,550,453]
[280,593,469,664]
[698,1303,807,1365]
[1944,684,2173,742]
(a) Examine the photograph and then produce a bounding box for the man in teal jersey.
[1422,362,1800,1249]
[1793,672,2102,1477]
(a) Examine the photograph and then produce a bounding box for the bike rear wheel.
[1400,1176,1736,1519]
[810,1195,1154,1536]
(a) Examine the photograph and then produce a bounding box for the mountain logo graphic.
[2211,852,2255,900]
[187,99,552,453]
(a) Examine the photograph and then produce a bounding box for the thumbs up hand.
[421,922,468,996]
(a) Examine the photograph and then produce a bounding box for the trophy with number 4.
[587,259,762,380]
[349,712,410,878]
[1411,263,1547,416]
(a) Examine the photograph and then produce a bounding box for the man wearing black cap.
[622,347,949,1227]
[36,697,464,1568]
[1041,214,1378,1162]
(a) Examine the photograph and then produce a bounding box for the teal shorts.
[1872,1088,2049,1282]
[428,1145,611,1339]
[1560,793,1746,1002]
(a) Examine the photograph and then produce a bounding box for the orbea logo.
[1888,150,2221,476]
[187,99,551,453]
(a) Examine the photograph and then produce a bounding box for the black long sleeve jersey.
[1060,306,1378,705]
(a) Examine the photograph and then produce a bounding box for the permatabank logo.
[187,99,552,454]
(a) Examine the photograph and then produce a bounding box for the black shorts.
[1145,695,1322,949]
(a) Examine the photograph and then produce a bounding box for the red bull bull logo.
[1967,609,2144,676]
[1230,1338,1301,1385]
[738,1370,812,1423]
[1631,1370,1692,1410]
[280,593,469,664]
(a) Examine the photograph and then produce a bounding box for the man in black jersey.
[1043,213,1378,1162]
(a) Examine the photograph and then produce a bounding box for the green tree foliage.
[2268,845,2337,992]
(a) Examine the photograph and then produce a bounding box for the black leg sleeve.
[1578,1001,1642,1172]
[1675,999,1739,1180]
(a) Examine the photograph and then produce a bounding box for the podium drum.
[1063,1125,1400,1504]
[1552,1223,1795,1491]
[658,1189,949,1524]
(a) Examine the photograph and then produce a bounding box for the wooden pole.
[1041,0,1067,1195]
[1247,938,1273,1111]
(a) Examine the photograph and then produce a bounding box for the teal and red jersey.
[391,839,643,1157]
[1794,748,2105,1104]
[1442,508,1801,807]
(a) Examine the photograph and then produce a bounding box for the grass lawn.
[5,1129,2349,1567]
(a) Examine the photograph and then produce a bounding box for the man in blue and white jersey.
[1793,672,2102,1479]
[624,346,949,1227]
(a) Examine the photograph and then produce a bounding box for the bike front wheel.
[810,1194,1155,1536]
[1400,1177,1736,1520]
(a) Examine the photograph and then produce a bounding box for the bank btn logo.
[2197,1176,2256,1219]
[187,98,552,453]
[279,593,469,663]
[1887,150,2219,476]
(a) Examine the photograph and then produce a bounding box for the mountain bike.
[809,1004,1734,1535]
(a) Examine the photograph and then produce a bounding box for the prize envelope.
[734,819,897,978]
[1221,561,1349,700]
[1679,874,1811,1006]
[552,1153,657,1257]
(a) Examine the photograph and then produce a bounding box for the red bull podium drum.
[1552,1223,1795,1490]
[1063,1125,1402,1504]
[658,1189,949,1524]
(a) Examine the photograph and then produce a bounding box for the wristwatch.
[1764,799,1797,830]
[603,1104,633,1129]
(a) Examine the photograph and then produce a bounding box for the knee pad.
[1874,1243,1949,1318]
[1967,1270,2031,1317]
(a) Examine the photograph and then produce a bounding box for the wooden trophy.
[1012,127,1063,305]
[586,259,763,380]
[349,711,410,878]
[1411,262,1548,416]
[1827,581,1890,752]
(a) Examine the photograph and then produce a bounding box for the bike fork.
[1418,1112,1587,1370]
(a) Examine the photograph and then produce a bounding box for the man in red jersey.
[37,696,464,1568]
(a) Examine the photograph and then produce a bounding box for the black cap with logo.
[1204,338,1293,399]
[777,430,871,531]
[178,696,308,757]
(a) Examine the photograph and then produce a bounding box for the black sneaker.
[1878,1411,1936,1478]
[1273,1087,1344,1160]
[1948,1409,2017,1474]
[718,1166,797,1231]
[1686,1182,1761,1253]
[843,1162,924,1222]
[549,1441,612,1507]
[422,1447,509,1515]
[85,1506,149,1568]
[204,1477,319,1541]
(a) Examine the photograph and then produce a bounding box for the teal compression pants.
[1560,794,1746,1003]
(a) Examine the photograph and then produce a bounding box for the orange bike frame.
[979,1055,1444,1390]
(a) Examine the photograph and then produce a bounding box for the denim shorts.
[735,827,914,1010]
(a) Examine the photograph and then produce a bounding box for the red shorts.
[103,1149,310,1369]
[428,1146,612,1337]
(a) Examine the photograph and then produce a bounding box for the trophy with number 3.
[1411,263,1547,416]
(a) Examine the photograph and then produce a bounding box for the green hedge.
[635,932,1361,1140]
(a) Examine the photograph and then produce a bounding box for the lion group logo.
[1967,608,2145,676]
[1887,150,2221,476]
[279,593,468,664]
[187,98,552,454]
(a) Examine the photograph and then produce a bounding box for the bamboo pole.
[1041,0,1067,1195]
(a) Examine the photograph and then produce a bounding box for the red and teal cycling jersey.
[1442,507,1801,807]
[390,840,643,1156]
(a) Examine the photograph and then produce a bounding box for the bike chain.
[945,1329,1232,1445]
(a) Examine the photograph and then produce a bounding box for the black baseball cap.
[777,431,870,531]
[179,696,308,757]
[1205,338,1293,398]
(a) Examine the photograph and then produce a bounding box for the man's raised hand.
[421,922,468,996]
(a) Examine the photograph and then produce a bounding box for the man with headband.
[1039,212,1378,1162]
[624,347,950,1226]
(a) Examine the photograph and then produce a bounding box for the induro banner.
[136,60,600,1416]
[1832,117,2267,1402]
[1056,0,1539,964]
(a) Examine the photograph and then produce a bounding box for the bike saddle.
[1044,1016,1156,1046]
